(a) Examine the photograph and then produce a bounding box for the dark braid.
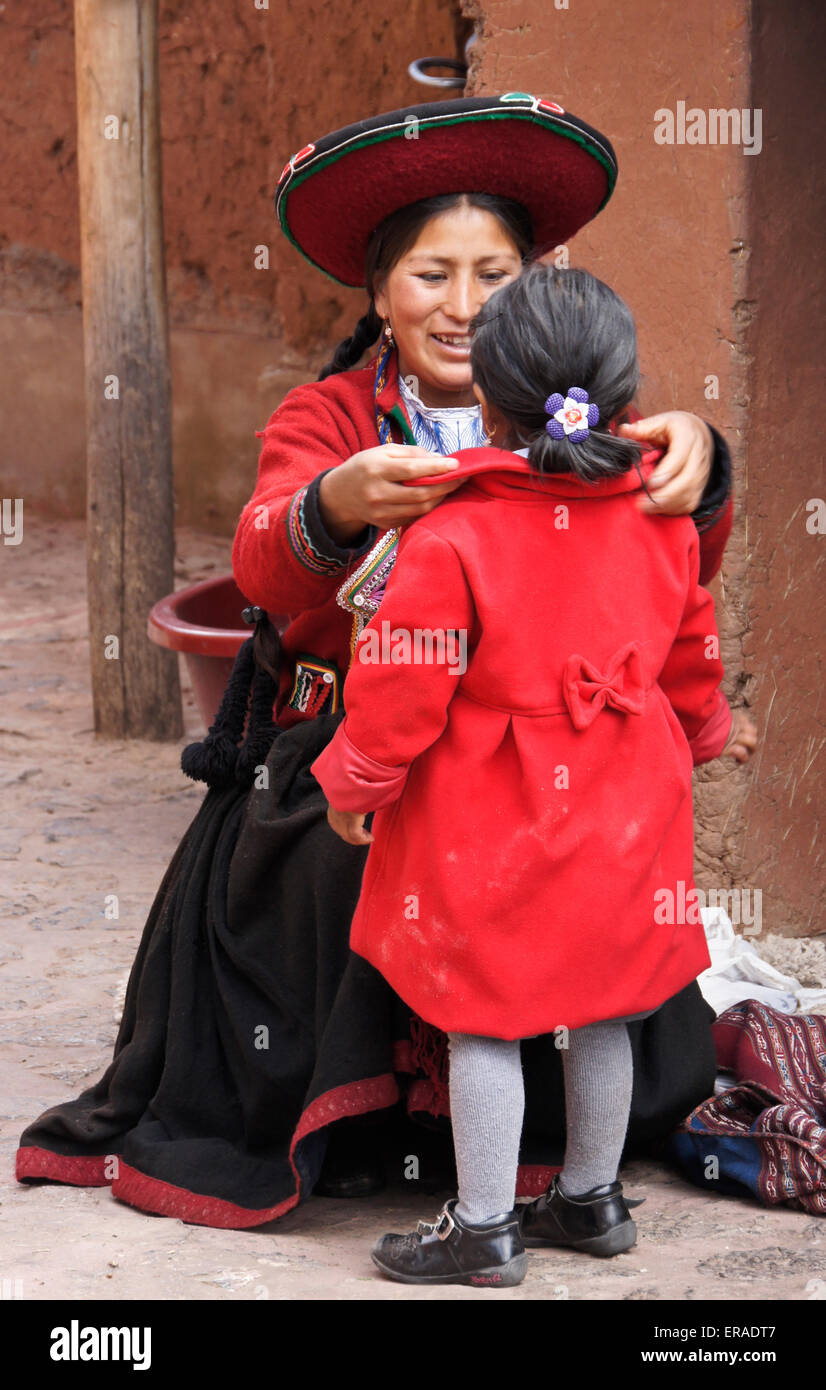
[318,304,383,380]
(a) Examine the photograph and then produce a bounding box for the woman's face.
[373,204,524,409]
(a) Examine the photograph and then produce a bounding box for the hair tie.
[544,387,599,443]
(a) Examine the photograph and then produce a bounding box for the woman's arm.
[232,388,463,615]
[232,386,378,615]
[618,412,733,584]
[690,425,733,585]
[657,531,731,762]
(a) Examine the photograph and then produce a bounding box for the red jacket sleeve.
[658,531,731,764]
[232,384,368,615]
[311,523,476,809]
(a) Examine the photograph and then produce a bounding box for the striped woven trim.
[373,336,394,444]
[336,528,400,663]
[286,486,345,575]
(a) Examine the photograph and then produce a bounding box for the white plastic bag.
[697,907,826,1016]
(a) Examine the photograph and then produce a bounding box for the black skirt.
[16,710,717,1227]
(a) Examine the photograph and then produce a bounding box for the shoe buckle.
[417,1206,455,1241]
[434,1208,455,1241]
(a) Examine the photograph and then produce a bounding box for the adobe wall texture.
[1,1,822,934]
[0,0,466,525]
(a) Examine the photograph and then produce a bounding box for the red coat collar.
[407,445,663,499]
[374,346,658,491]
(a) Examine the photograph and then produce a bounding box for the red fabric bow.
[562,642,647,730]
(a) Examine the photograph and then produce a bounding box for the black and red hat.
[274,92,618,288]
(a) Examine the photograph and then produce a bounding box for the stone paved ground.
[1,516,824,1302]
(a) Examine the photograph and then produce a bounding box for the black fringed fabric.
[235,661,280,787]
[180,637,257,789]
[180,608,281,791]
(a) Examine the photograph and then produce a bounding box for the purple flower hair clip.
[544,387,600,443]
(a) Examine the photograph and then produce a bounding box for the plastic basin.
[147,573,287,728]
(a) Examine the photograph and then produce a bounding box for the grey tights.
[448,1020,634,1226]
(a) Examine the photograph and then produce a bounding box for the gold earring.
[383,319,393,344]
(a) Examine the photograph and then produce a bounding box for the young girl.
[311,266,756,1287]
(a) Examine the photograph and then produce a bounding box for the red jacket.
[311,448,731,1039]
[232,350,733,728]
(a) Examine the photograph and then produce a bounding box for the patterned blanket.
[670,1000,826,1214]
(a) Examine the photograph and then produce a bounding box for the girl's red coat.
[231,352,732,729]
[311,449,729,1040]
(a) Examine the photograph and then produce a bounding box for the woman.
[17,94,731,1227]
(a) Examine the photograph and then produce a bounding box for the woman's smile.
[431,331,473,357]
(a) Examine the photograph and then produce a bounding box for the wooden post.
[74,0,181,738]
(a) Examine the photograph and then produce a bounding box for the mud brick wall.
[0,0,465,524]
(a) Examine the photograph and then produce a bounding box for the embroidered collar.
[371,345,480,437]
[346,346,490,662]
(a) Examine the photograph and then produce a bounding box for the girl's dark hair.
[317,193,534,380]
[470,265,643,481]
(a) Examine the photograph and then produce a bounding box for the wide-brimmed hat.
[275,92,617,288]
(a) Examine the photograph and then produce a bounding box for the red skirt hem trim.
[110,1161,300,1230]
[15,1083,560,1224]
[109,1074,402,1228]
[15,1146,112,1187]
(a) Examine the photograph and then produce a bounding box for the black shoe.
[371,1199,528,1287]
[520,1176,637,1257]
[314,1115,387,1198]
[314,1164,386,1199]
[314,1145,386,1198]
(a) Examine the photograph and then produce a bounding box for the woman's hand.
[720,708,758,764]
[327,806,374,845]
[318,444,463,543]
[618,412,714,515]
